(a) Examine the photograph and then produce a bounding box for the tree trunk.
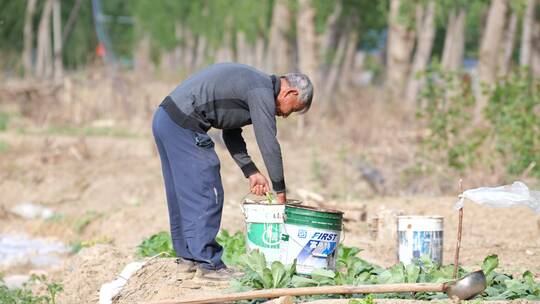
[520,0,536,66]
[182,30,195,73]
[268,0,292,73]
[531,17,540,75]
[23,0,37,78]
[174,22,183,69]
[441,11,456,69]
[319,0,342,78]
[52,0,63,81]
[338,30,359,93]
[386,0,416,100]
[62,0,83,45]
[134,35,151,76]
[216,18,233,63]
[499,12,518,77]
[236,31,251,66]
[194,35,207,70]
[255,36,266,71]
[476,0,508,122]
[324,29,348,97]
[296,0,318,83]
[406,1,436,107]
[441,9,466,70]
[36,0,53,79]
[216,34,233,63]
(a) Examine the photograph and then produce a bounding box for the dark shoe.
[175,257,197,273]
[194,266,240,281]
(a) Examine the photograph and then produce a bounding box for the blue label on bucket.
[398,230,443,265]
[296,232,338,262]
[412,231,443,260]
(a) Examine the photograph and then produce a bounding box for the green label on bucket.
[247,223,282,248]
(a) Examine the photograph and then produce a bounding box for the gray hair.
[282,73,314,113]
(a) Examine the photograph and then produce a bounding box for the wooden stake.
[453,179,464,279]
[144,283,445,304]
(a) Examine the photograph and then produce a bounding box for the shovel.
[147,270,487,304]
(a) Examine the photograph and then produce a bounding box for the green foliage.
[46,126,138,138]
[348,295,374,304]
[418,65,485,172]
[70,237,113,254]
[480,255,540,300]
[73,211,102,233]
[232,250,297,290]
[0,140,9,153]
[216,230,246,266]
[0,274,63,304]
[485,70,540,178]
[233,240,540,301]
[0,112,9,131]
[136,231,176,257]
[418,67,540,178]
[130,0,271,64]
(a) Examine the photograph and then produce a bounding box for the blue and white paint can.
[397,216,443,265]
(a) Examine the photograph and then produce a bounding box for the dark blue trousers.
[152,107,225,270]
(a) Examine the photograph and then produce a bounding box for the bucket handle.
[239,191,254,219]
[340,223,346,244]
[239,191,298,219]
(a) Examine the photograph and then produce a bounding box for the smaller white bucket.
[243,202,285,264]
[397,216,443,265]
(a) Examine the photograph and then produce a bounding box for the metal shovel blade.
[444,270,487,300]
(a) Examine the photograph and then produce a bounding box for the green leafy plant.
[233,250,297,290]
[0,274,63,304]
[348,295,374,304]
[480,255,540,300]
[265,192,275,204]
[35,275,63,304]
[232,236,540,301]
[136,231,176,257]
[216,230,246,266]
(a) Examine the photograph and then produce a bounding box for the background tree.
[386,0,416,101]
[406,1,436,107]
[476,0,508,122]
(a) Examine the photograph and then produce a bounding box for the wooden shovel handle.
[146,283,445,304]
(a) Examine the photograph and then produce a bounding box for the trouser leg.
[153,107,225,270]
[152,108,194,260]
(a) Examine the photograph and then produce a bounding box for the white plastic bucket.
[397,216,443,265]
[242,202,285,264]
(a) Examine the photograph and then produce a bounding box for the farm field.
[1,1,540,301]
[1,124,539,303]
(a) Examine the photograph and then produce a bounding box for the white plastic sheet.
[455,181,540,213]
[99,261,145,304]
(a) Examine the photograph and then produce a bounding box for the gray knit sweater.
[161,63,285,193]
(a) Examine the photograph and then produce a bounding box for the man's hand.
[248,172,269,196]
[276,192,287,204]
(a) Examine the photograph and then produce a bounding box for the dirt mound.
[114,258,230,304]
[58,244,129,304]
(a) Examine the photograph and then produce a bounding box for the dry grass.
[0,68,522,197]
